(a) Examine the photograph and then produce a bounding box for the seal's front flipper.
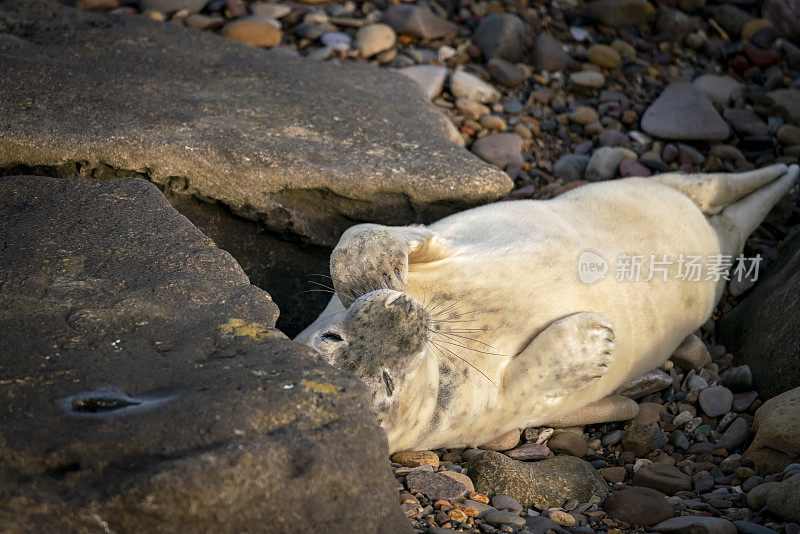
[330,224,454,308]
[502,312,615,409]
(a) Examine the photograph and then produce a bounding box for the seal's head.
[309,289,434,426]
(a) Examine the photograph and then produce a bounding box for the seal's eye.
[321,331,344,342]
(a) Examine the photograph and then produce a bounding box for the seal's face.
[310,289,432,425]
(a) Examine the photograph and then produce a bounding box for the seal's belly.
[405,178,721,411]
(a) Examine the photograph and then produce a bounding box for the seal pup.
[296,164,798,452]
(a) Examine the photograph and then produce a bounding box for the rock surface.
[451,71,502,103]
[533,34,573,72]
[692,74,743,106]
[769,89,800,125]
[0,0,510,248]
[670,334,711,370]
[355,23,396,58]
[548,431,588,457]
[471,133,524,171]
[0,176,408,533]
[632,463,692,495]
[586,0,651,26]
[395,65,447,100]
[766,472,800,521]
[763,0,800,40]
[744,387,800,472]
[720,231,800,399]
[473,13,527,63]
[603,486,674,526]
[382,4,458,40]
[406,469,469,501]
[141,0,208,13]
[699,386,735,417]
[464,452,609,509]
[221,16,282,47]
[651,516,737,534]
[478,428,522,451]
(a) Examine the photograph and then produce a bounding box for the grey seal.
[297,164,798,452]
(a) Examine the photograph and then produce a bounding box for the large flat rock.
[0,176,409,533]
[0,0,511,247]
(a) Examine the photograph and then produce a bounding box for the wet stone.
[406,470,469,501]
[473,13,527,63]
[717,417,750,452]
[622,425,656,458]
[617,369,674,399]
[392,450,440,468]
[699,386,735,417]
[548,431,588,457]
[534,35,573,72]
[652,516,737,534]
[491,494,523,512]
[632,463,692,495]
[721,366,753,392]
[570,70,606,89]
[732,392,758,412]
[381,4,458,40]
[642,82,730,142]
[603,486,674,526]
[505,443,551,461]
[484,510,527,526]
[601,466,628,483]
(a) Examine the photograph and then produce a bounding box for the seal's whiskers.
[306,279,336,292]
[427,339,498,388]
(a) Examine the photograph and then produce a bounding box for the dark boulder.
[0,176,409,533]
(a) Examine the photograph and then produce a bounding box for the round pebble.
[549,509,577,527]
[570,70,606,89]
[221,17,282,47]
[699,386,734,417]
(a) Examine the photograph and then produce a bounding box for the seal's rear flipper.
[710,164,799,257]
[501,312,615,415]
[330,223,456,308]
[652,163,790,215]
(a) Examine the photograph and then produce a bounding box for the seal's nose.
[386,292,415,313]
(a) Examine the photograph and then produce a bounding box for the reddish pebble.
[225,0,247,18]
[732,391,758,412]
[730,55,749,72]
[744,46,780,67]
[619,159,651,177]
[506,184,536,200]
[621,109,638,124]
